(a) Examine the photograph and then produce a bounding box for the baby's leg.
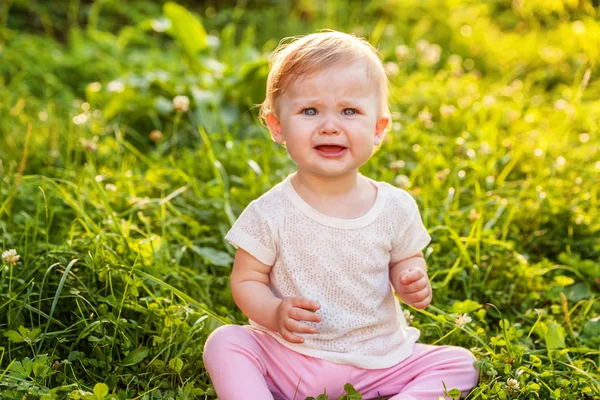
[203,325,276,399]
[353,344,479,400]
[204,325,340,400]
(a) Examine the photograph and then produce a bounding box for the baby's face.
[266,62,389,181]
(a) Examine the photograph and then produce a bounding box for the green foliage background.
[0,0,599,399]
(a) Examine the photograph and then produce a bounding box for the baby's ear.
[265,111,285,144]
[374,114,391,145]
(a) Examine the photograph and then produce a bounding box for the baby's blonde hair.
[260,30,390,121]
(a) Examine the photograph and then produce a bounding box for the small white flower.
[389,160,405,171]
[422,44,441,66]
[107,80,125,93]
[173,95,190,112]
[395,45,410,61]
[506,378,520,391]
[418,110,433,127]
[394,175,411,189]
[483,95,496,107]
[415,39,430,53]
[469,208,479,222]
[455,313,472,328]
[384,62,400,76]
[150,130,164,143]
[403,309,415,325]
[435,168,450,181]
[87,82,102,92]
[572,20,585,35]
[151,18,171,33]
[80,138,97,152]
[439,104,456,118]
[554,99,568,110]
[480,141,491,155]
[2,249,20,266]
[72,113,88,125]
[105,184,117,192]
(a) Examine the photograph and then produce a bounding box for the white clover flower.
[572,20,585,35]
[150,130,163,143]
[72,113,88,125]
[151,18,171,33]
[469,208,479,222]
[480,141,491,155]
[417,110,433,127]
[87,82,102,92]
[389,160,405,171]
[394,175,411,189]
[2,249,20,266]
[80,138,97,152]
[422,44,441,66]
[415,39,430,53]
[455,313,472,328]
[435,168,450,181]
[173,95,190,112]
[384,62,400,76]
[554,99,568,110]
[483,95,496,107]
[403,309,414,325]
[506,378,520,391]
[395,45,410,61]
[439,104,456,118]
[107,80,125,93]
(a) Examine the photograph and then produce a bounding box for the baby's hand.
[276,297,321,344]
[397,268,432,309]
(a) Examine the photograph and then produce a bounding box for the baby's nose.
[319,115,340,134]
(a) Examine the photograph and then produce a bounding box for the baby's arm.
[389,252,432,309]
[230,248,321,343]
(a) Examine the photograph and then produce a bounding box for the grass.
[0,0,599,399]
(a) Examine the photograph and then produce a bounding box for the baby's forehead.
[284,63,379,98]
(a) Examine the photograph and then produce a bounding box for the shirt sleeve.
[389,192,432,264]
[224,201,278,266]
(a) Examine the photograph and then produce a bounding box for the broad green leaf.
[121,347,149,366]
[544,321,565,349]
[553,275,574,287]
[10,360,31,378]
[191,245,233,267]
[343,383,362,399]
[168,357,184,373]
[583,316,600,338]
[450,299,483,314]
[4,330,25,343]
[564,282,592,301]
[93,383,109,399]
[32,355,49,378]
[530,355,542,367]
[164,2,208,61]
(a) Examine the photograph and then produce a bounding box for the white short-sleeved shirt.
[225,173,431,369]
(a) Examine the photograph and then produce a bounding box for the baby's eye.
[302,108,317,116]
[342,108,357,116]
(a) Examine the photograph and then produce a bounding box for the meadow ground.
[0,1,599,399]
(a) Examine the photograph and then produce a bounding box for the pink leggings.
[203,325,479,400]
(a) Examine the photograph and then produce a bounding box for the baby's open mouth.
[315,145,346,152]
